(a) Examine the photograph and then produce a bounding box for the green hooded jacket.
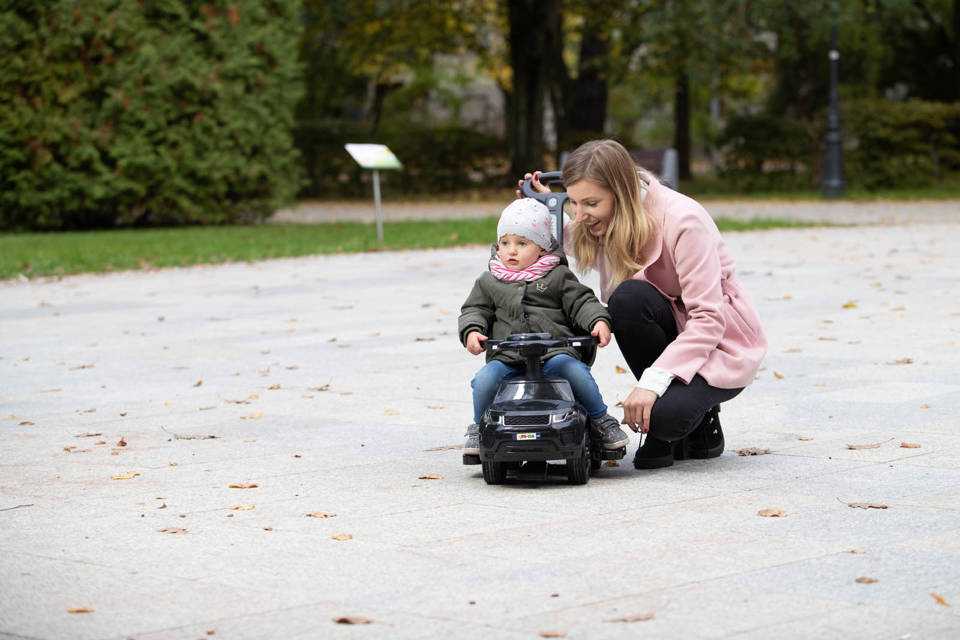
[458,264,611,366]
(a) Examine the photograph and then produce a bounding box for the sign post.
[344,144,402,243]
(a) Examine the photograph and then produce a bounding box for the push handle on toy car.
[520,172,569,250]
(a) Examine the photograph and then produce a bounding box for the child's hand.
[466,331,488,355]
[591,320,611,347]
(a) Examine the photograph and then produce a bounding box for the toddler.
[458,198,629,456]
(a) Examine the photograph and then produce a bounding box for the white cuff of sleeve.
[635,366,674,398]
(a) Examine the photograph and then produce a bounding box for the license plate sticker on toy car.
[516,433,539,440]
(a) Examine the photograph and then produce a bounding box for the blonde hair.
[561,139,655,290]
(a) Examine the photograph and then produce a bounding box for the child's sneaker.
[589,414,630,449]
[464,423,480,455]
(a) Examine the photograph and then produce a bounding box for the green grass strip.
[1,216,823,280]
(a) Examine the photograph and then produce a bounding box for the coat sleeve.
[652,216,725,383]
[458,276,494,345]
[559,267,611,333]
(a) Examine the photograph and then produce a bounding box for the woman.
[520,139,767,469]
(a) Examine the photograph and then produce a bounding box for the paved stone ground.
[2,217,960,639]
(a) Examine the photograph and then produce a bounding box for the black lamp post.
[822,0,845,197]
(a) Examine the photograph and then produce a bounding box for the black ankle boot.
[688,406,724,459]
[633,435,690,469]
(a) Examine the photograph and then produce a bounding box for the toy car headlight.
[486,410,504,425]
[551,409,576,424]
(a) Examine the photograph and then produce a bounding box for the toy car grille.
[504,414,549,426]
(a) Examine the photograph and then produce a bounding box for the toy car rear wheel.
[566,451,590,485]
[482,460,507,485]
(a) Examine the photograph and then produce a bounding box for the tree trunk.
[673,69,691,180]
[569,27,608,141]
[507,0,554,177]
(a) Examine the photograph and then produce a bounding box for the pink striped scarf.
[489,254,560,282]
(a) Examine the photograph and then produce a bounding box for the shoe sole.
[602,437,629,450]
[633,455,674,469]
[688,435,724,459]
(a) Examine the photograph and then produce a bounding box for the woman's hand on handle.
[621,387,657,433]
[516,171,552,198]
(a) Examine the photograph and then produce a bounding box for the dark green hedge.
[295,119,508,198]
[717,99,960,191]
[0,1,303,230]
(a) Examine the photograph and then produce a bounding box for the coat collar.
[636,174,666,271]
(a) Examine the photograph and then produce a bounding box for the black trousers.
[607,280,743,442]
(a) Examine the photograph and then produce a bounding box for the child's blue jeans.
[470,353,607,424]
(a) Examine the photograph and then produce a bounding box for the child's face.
[496,234,545,270]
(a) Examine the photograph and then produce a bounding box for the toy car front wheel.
[482,460,507,485]
[566,451,590,485]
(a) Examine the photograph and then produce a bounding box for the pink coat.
[579,176,767,389]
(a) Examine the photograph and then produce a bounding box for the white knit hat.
[496,198,556,251]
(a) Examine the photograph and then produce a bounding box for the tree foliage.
[0,0,304,230]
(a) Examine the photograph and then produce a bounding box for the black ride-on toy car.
[466,333,626,485]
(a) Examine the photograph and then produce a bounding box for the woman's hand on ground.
[515,171,551,198]
[621,387,657,433]
[465,331,488,355]
[591,320,611,347]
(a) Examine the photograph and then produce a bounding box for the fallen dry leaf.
[231,504,255,511]
[63,445,77,453]
[67,607,94,614]
[846,548,865,554]
[228,483,258,489]
[891,357,913,365]
[71,363,95,370]
[306,511,336,518]
[194,379,203,387]
[900,442,921,449]
[311,384,331,392]
[116,437,127,447]
[18,420,34,426]
[539,632,566,638]
[418,474,443,480]
[267,384,281,390]
[784,347,803,353]
[606,612,655,623]
[262,527,273,531]
[111,472,140,480]
[798,436,814,441]
[846,502,889,509]
[159,527,187,535]
[846,441,883,450]
[331,533,353,541]
[423,444,463,452]
[842,300,858,309]
[240,411,264,420]
[773,371,785,379]
[920,403,930,410]
[333,616,371,625]
[931,592,950,607]
[74,432,103,438]
[758,508,785,517]
[855,576,878,584]
[384,408,399,416]
[736,447,771,456]
[614,365,627,374]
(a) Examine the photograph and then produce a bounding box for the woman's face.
[566,180,614,237]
